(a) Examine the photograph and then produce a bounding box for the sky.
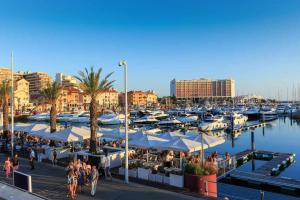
[0,0,300,99]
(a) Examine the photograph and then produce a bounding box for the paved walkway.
[0,181,43,200]
[0,154,203,200]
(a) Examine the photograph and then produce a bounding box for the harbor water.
[209,116,300,179]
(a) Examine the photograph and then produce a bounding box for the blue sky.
[0,0,300,99]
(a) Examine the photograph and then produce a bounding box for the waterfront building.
[58,87,85,112]
[13,78,31,112]
[235,95,265,104]
[119,90,158,107]
[56,73,79,88]
[170,78,235,102]
[23,72,52,100]
[84,88,119,110]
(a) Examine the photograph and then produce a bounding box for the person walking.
[90,165,99,197]
[52,149,57,166]
[105,153,112,181]
[12,154,19,171]
[3,156,11,178]
[67,169,75,199]
[37,146,43,163]
[99,155,106,179]
[29,148,35,170]
[77,167,85,193]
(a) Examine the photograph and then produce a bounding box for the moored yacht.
[260,107,278,121]
[199,114,228,131]
[98,113,125,125]
[243,107,260,120]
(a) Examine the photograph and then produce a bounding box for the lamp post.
[10,51,14,185]
[119,60,128,184]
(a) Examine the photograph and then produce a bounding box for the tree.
[43,81,62,133]
[75,67,114,153]
[0,81,11,137]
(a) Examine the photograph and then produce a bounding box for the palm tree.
[43,81,62,133]
[0,80,10,137]
[75,67,114,153]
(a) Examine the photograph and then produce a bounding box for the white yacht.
[199,114,228,131]
[133,115,159,124]
[28,113,50,121]
[260,107,278,121]
[243,107,260,120]
[70,112,90,123]
[57,113,77,122]
[98,113,125,125]
[276,104,290,115]
[177,113,198,124]
[224,112,248,129]
[158,118,183,127]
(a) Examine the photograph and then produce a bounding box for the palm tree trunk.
[3,97,9,137]
[89,97,97,153]
[50,102,57,133]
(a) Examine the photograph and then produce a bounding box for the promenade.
[0,154,203,200]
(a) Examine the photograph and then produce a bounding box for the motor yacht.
[199,114,228,131]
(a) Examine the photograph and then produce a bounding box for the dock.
[254,151,295,176]
[228,122,267,134]
[224,150,299,196]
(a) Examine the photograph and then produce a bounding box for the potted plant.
[184,162,217,197]
[137,163,151,180]
[170,169,184,188]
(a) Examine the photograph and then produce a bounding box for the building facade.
[13,79,31,112]
[56,73,79,88]
[58,87,85,112]
[119,90,158,107]
[23,72,52,99]
[84,89,119,109]
[170,79,235,101]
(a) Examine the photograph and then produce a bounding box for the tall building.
[170,78,235,101]
[56,73,79,88]
[0,68,11,83]
[23,72,52,99]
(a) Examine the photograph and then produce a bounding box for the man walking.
[90,165,99,197]
[29,148,35,170]
[52,149,57,166]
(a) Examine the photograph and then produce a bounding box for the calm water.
[209,117,300,179]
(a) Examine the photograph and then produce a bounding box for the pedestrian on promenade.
[73,169,79,198]
[78,167,85,193]
[67,169,76,199]
[52,149,57,166]
[29,148,35,170]
[99,155,106,179]
[105,153,112,181]
[37,145,43,163]
[90,165,99,197]
[3,156,11,178]
[12,154,19,171]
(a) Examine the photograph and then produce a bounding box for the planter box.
[170,174,184,188]
[184,173,217,198]
[155,173,164,183]
[163,175,170,185]
[129,169,137,178]
[138,168,150,180]
[149,173,156,182]
[118,167,125,175]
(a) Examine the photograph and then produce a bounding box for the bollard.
[251,129,255,151]
[260,190,264,200]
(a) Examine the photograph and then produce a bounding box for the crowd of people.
[65,153,112,199]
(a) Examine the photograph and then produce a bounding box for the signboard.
[14,171,32,192]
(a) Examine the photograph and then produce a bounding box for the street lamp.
[119,60,129,184]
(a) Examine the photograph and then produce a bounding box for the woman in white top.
[105,153,112,181]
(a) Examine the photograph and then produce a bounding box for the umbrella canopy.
[100,128,136,139]
[48,127,90,142]
[186,133,225,148]
[158,138,208,152]
[128,134,169,149]
[156,132,186,140]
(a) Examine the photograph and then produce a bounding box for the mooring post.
[251,128,255,151]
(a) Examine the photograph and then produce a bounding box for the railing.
[217,156,237,177]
